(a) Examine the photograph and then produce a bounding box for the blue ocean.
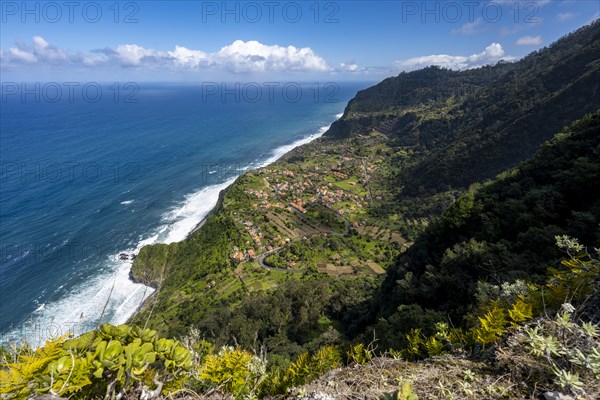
[0,82,370,345]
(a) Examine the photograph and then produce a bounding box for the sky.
[0,0,598,81]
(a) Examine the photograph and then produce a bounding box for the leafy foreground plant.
[260,346,341,396]
[198,346,266,398]
[346,343,373,365]
[380,382,419,400]
[0,324,192,399]
[497,303,600,398]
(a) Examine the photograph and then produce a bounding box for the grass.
[287,355,518,399]
[333,176,366,195]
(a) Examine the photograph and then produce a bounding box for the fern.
[425,336,443,357]
[472,307,507,346]
[402,329,423,360]
[260,345,340,395]
[286,352,311,386]
[307,345,341,379]
[546,241,600,307]
[347,343,373,365]
[0,334,68,398]
[199,348,255,397]
[508,298,533,324]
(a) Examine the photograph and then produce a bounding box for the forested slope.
[371,110,600,349]
[327,21,600,197]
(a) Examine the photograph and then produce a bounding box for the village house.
[231,251,246,262]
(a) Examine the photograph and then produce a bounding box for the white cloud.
[1,37,329,73]
[3,35,68,65]
[213,40,328,72]
[393,43,514,71]
[32,35,68,61]
[32,36,49,49]
[115,44,159,66]
[8,47,37,63]
[329,62,364,74]
[451,19,483,35]
[557,12,577,22]
[338,63,359,72]
[516,35,543,46]
[168,46,208,68]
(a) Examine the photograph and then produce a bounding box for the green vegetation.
[198,347,264,397]
[0,324,192,399]
[131,243,178,288]
[329,22,600,196]
[372,111,600,351]
[3,243,597,398]
[381,382,419,400]
[3,21,600,399]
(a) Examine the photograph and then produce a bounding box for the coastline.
[184,122,337,241]
[188,215,207,238]
[1,113,344,348]
[127,112,343,308]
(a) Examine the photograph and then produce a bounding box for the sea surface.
[0,81,371,345]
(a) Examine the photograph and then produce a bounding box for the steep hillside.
[327,21,600,197]
[371,110,600,349]
[129,21,600,354]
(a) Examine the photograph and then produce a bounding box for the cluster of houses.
[330,169,347,180]
[289,201,307,214]
[244,169,367,218]
[230,246,257,262]
[230,152,386,269]
[315,184,365,213]
[242,220,263,247]
[236,218,292,255]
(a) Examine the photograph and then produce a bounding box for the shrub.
[261,345,341,395]
[497,304,600,397]
[380,382,419,400]
[544,236,600,308]
[347,343,373,365]
[199,347,265,398]
[0,324,192,399]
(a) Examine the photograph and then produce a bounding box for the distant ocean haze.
[0,81,370,345]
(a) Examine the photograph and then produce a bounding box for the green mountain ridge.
[327,21,600,196]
